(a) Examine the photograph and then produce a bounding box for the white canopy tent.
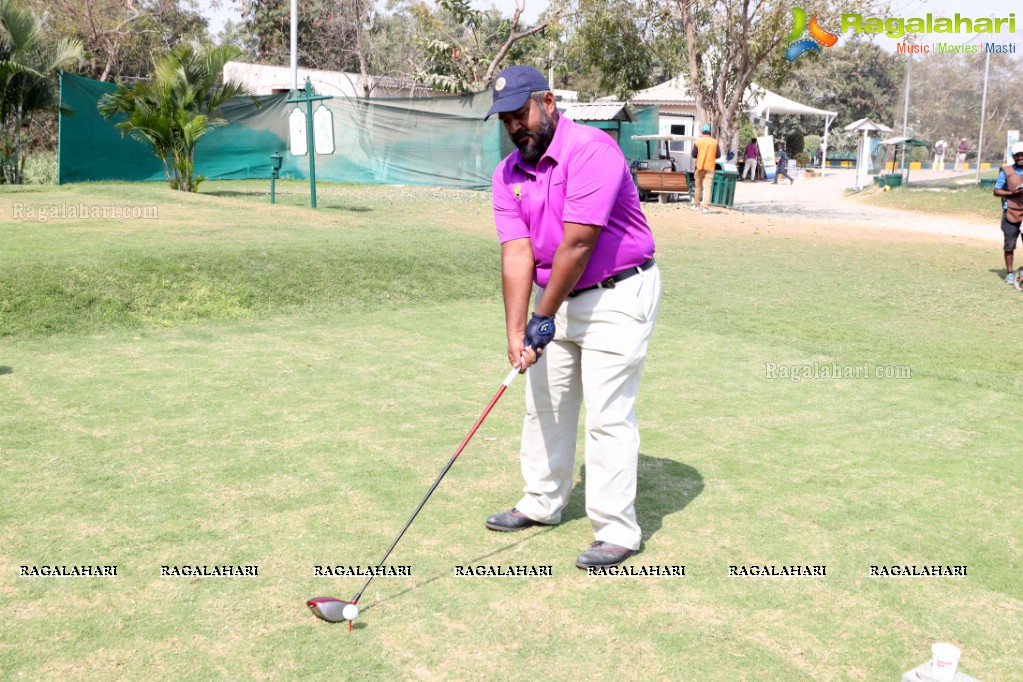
[746,84,837,170]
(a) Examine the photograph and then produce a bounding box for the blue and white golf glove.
[524,313,555,352]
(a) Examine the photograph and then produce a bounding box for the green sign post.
[286,78,333,208]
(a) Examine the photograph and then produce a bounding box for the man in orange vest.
[691,123,721,214]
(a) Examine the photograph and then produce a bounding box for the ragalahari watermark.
[11,202,159,223]
[765,362,912,382]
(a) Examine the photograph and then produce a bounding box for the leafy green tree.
[240,0,567,95]
[773,35,901,152]
[240,0,370,71]
[98,44,255,191]
[563,0,682,100]
[25,0,210,82]
[561,0,877,152]
[907,51,1023,163]
[0,0,83,184]
[782,36,901,129]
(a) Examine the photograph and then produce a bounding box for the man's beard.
[513,107,556,165]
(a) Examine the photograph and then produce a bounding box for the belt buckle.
[598,277,616,290]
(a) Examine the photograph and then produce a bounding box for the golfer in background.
[483,65,662,569]
[994,141,1023,286]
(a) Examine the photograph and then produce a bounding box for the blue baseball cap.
[485,65,550,121]
[702,123,712,133]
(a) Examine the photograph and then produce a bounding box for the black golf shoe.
[575,541,637,569]
[485,508,549,532]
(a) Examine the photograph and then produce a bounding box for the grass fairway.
[1,182,1021,681]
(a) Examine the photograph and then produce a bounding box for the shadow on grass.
[360,456,702,613]
[0,366,12,375]
[201,190,266,198]
[562,454,704,545]
[362,531,551,614]
[318,205,374,213]
[990,268,1015,282]
[202,190,375,213]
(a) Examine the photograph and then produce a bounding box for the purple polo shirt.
[492,116,655,289]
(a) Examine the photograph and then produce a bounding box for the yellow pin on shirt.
[513,184,521,200]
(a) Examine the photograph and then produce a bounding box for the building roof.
[630,77,695,105]
[560,102,635,122]
[631,77,836,121]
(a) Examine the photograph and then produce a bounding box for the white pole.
[975,49,990,185]
[821,115,832,175]
[900,47,911,173]
[548,43,554,89]
[290,0,298,92]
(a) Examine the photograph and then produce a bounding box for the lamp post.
[270,152,283,204]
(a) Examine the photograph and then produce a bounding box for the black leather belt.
[568,258,655,297]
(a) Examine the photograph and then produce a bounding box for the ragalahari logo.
[786,7,839,62]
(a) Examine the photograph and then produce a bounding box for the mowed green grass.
[855,172,1005,218]
[1,182,1021,681]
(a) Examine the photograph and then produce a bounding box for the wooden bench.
[634,169,690,203]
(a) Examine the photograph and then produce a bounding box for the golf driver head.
[307,597,358,623]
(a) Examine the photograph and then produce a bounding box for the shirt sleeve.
[492,164,529,244]
[561,141,622,227]
[995,169,1008,190]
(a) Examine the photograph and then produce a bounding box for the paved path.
[728,168,999,244]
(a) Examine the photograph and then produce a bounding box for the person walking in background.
[773,145,794,184]
[994,142,1023,286]
[692,124,720,213]
[954,138,969,171]
[933,138,947,171]
[484,65,662,569]
[741,138,759,181]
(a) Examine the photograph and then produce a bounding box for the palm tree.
[98,44,256,192]
[0,0,82,184]
[96,80,176,187]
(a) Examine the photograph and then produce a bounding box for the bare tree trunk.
[353,0,372,97]
[11,103,26,184]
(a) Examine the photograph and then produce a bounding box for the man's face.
[499,95,557,165]
[1014,151,1023,166]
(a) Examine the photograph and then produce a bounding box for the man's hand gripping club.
[513,313,555,372]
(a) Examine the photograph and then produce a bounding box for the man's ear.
[542,91,557,115]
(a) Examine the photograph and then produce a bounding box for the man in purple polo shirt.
[482,65,662,569]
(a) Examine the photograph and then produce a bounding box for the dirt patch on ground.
[641,168,1000,248]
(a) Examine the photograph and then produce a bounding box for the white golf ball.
[342,603,359,621]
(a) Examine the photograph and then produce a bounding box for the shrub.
[24,151,58,184]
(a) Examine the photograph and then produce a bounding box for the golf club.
[307,365,521,628]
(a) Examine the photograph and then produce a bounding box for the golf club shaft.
[352,366,520,604]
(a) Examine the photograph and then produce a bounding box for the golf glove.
[524,313,555,352]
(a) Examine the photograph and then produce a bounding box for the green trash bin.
[710,169,740,208]
[883,173,903,188]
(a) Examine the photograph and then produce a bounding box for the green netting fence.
[58,72,658,190]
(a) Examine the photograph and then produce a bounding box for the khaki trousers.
[694,169,714,207]
[515,265,662,550]
[741,158,757,180]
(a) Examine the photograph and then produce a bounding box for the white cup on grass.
[930,642,960,681]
